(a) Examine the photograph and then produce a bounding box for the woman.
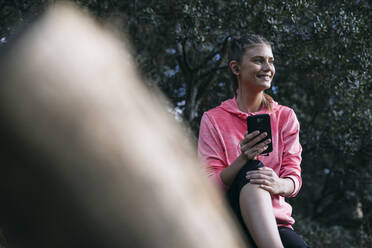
[198,35,309,248]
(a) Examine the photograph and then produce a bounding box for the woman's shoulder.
[271,102,299,126]
[203,98,237,117]
[271,101,296,115]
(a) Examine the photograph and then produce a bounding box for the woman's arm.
[198,113,228,189]
[245,109,301,197]
[220,153,247,185]
[198,113,271,188]
[279,109,302,197]
[220,131,271,186]
[246,167,295,196]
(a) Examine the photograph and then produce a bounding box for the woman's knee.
[240,182,269,199]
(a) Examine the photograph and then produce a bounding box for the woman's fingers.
[250,179,270,186]
[241,138,270,154]
[246,168,274,179]
[241,132,270,148]
[242,143,268,153]
[259,184,274,193]
[240,131,271,160]
[247,168,273,180]
[247,167,273,176]
[240,131,260,146]
[245,167,282,195]
[247,131,267,145]
[246,172,271,180]
[243,145,268,159]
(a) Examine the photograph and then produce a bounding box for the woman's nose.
[262,61,272,71]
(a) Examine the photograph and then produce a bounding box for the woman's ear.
[229,60,240,75]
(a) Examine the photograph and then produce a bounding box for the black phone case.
[247,114,273,154]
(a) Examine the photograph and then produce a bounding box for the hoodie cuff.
[284,175,300,197]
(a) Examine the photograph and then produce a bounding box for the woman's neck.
[236,90,264,113]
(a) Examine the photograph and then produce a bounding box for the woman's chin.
[254,79,272,89]
[243,80,272,92]
[259,82,271,90]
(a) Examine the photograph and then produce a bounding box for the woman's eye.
[252,58,274,64]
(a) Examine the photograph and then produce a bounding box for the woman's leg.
[239,183,283,248]
[240,184,283,248]
[227,160,283,248]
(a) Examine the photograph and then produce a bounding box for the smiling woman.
[231,44,275,105]
[198,35,309,248]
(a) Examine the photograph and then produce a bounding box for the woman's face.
[237,44,275,92]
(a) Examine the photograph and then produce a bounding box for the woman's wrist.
[220,153,249,186]
[239,153,250,164]
[279,178,295,197]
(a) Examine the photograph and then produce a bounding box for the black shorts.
[226,160,310,248]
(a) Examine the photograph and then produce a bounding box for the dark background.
[0,0,371,247]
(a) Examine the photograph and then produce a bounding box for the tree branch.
[181,39,194,72]
[196,35,230,69]
[199,65,228,80]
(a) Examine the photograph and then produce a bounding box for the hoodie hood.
[219,97,279,120]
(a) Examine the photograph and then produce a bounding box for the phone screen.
[246,114,273,154]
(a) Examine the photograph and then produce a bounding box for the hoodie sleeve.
[198,112,228,190]
[279,109,302,197]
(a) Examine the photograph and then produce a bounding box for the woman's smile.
[257,74,272,81]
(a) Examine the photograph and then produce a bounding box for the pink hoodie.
[198,97,302,228]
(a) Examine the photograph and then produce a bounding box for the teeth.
[258,75,270,79]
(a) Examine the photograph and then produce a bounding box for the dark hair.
[227,34,273,110]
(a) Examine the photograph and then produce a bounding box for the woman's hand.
[240,131,271,160]
[245,167,294,196]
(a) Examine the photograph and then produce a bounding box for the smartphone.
[247,114,273,154]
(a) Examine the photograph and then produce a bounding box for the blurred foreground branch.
[0,3,247,248]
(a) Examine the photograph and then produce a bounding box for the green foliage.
[294,214,372,247]
[1,0,371,246]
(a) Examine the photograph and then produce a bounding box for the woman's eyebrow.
[250,55,274,60]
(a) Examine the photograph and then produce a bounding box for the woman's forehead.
[243,44,273,58]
